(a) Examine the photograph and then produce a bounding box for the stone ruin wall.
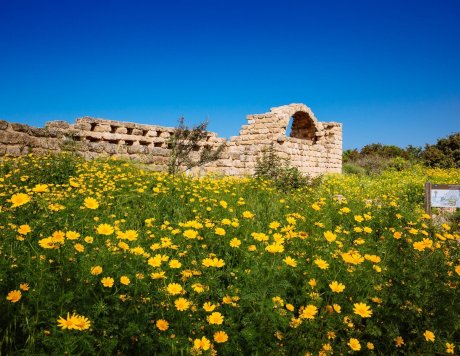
[0,103,342,176]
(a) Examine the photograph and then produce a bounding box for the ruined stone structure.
[0,103,342,176]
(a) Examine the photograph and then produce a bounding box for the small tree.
[422,132,460,168]
[254,143,311,191]
[254,143,284,180]
[167,117,226,175]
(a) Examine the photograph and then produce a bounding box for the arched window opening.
[287,111,317,140]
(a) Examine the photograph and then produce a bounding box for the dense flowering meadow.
[1,154,459,355]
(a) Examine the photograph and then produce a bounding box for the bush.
[360,143,407,158]
[254,144,311,191]
[350,155,391,175]
[423,132,460,168]
[343,142,427,175]
[387,157,411,171]
[167,117,225,175]
[342,163,367,175]
[344,133,460,174]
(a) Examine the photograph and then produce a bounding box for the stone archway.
[288,111,317,140]
[268,103,320,141]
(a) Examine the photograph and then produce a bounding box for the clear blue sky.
[1,0,459,149]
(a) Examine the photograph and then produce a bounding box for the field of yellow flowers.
[1,154,459,355]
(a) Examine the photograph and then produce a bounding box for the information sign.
[425,183,460,215]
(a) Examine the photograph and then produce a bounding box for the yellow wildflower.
[347,338,361,351]
[353,302,372,318]
[6,290,22,303]
[101,277,114,288]
[329,281,345,293]
[156,319,169,331]
[423,330,435,342]
[214,331,228,343]
[11,193,31,208]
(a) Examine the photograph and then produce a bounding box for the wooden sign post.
[424,182,460,216]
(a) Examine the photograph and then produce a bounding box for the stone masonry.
[0,103,342,176]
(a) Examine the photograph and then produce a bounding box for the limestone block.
[148,147,169,157]
[278,152,289,160]
[0,120,9,130]
[104,143,118,154]
[258,128,269,134]
[6,145,21,156]
[74,122,92,131]
[115,127,128,134]
[216,159,232,167]
[46,121,70,130]
[159,132,170,138]
[140,155,154,164]
[46,129,63,138]
[89,142,104,153]
[0,131,20,145]
[74,142,89,152]
[75,117,94,124]
[26,137,43,148]
[11,123,31,133]
[21,146,32,154]
[86,132,105,140]
[93,124,111,133]
[154,156,169,164]
[47,139,61,150]
[139,146,149,154]
[31,148,48,155]
[126,145,141,154]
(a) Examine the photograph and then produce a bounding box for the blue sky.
[1,0,459,149]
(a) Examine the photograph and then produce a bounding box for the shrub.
[423,132,460,168]
[167,117,225,175]
[342,163,367,175]
[387,156,411,171]
[360,143,406,158]
[254,144,311,191]
[343,143,424,175]
[352,155,391,175]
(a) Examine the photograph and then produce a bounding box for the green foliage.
[342,149,360,163]
[0,153,82,185]
[254,144,312,191]
[360,143,407,158]
[387,156,411,171]
[167,117,226,175]
[343,144,422,175]
[344,132,460,175]
[342,163,367,175]
[422,132,460,168]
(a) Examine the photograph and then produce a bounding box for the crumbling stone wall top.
[0,103,342,176]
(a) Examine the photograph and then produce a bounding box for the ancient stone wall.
[0,103,342,176]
